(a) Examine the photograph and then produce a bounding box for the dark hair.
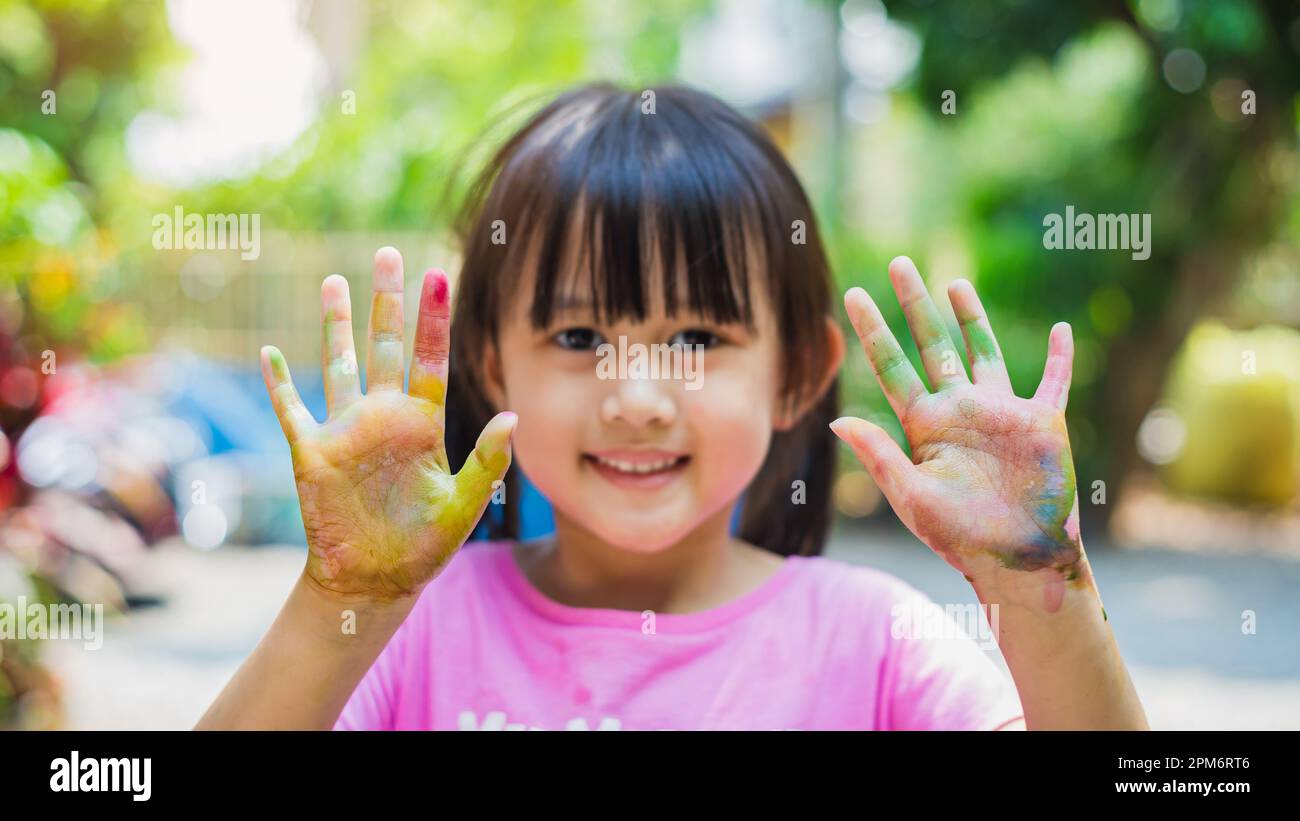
[445,82,839,557]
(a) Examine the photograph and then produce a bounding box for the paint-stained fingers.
[888,256,968,391]
[366,246,406,392]
[451,411,517,532]
[1033,322,1074,411]
[844,287,927,420]
[947,278,1013,393]
[829,416,916,510]
[409,269,451,408]
[261,345,316,444]
[321,275,361,415]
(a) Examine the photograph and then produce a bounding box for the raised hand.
[261,247,515,601]
[832,256,1096,612]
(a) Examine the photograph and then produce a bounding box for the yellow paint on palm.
[425,413,515,566]
[408,371,446,406]
[368,292,406,385]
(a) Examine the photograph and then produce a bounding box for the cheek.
[683,369,776,490]
[695,350,780,424]
[497,362,588,475]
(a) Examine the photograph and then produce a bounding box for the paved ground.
[827,522,1300,730]
[44,524,1300,729]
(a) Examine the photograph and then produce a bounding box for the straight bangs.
[456,83,828,404]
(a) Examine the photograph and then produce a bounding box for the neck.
[515,503,777,614]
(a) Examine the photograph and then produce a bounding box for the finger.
[829,416,916,509]
[409,268,450,407]
[321,275,361,416]
[888,256,968,390]
[451,411,517,527]
[260,345,316,444]
[947,278,1013,393]
[844,287,927,419]
[366,246,406,392]
[1033,322,1074,411]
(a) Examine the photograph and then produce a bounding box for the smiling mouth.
[582,452,691,480]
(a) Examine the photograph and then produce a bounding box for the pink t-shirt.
[334,540,1024,730]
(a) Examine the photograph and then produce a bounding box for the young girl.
[199,84,1146,731]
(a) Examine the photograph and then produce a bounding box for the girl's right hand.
[260,247,515,602]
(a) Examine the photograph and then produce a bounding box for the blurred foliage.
[191,0,711,227]
[0,0,1297,518]
[0,0,178,729]
[0,0,171,367]
[832,0,1300,511]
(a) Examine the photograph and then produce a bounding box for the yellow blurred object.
[1159,321,1300,507]
[834,469,882,518]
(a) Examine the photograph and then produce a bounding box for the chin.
[584,515,696,553]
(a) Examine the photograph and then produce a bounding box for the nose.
[600,373,678,428]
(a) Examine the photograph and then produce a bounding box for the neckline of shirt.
[484,540,808,633]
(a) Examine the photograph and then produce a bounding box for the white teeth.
[593,455,681,474]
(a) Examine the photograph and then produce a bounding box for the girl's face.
[485,269,815,553]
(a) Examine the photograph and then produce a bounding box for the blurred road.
[45,523,1300,729]
[828,522,1300,730]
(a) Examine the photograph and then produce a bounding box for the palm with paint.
[260,247,516,601]
[831,257,1094,606]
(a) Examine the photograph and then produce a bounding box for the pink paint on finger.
[421,268,449,314]
[413,269,451,379]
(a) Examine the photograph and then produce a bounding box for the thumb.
[1033,321,1074,411]
[453,411,517,515]
[829,416,915,509]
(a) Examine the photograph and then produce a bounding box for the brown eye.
[668,329,720,349]
[553,327,605,351]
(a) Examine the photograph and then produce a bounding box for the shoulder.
[386,540,518,638]
[443,538,516,582]
[786,557,1022,730]
[762,554,944,661]
[787,556,996,653]
[782,554,934,619]
[777,555,1004,677]
[412,539,515,606]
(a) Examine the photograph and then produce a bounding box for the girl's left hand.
[832,256,1096,611]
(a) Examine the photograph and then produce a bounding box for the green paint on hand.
[962,320,1000,361]
[267,347,290,382]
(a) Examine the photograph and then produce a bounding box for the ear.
[774,316,846,432]
[481,338,507,412]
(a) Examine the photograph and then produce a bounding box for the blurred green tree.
[874,0,1299,520]
[0,0,178,729]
